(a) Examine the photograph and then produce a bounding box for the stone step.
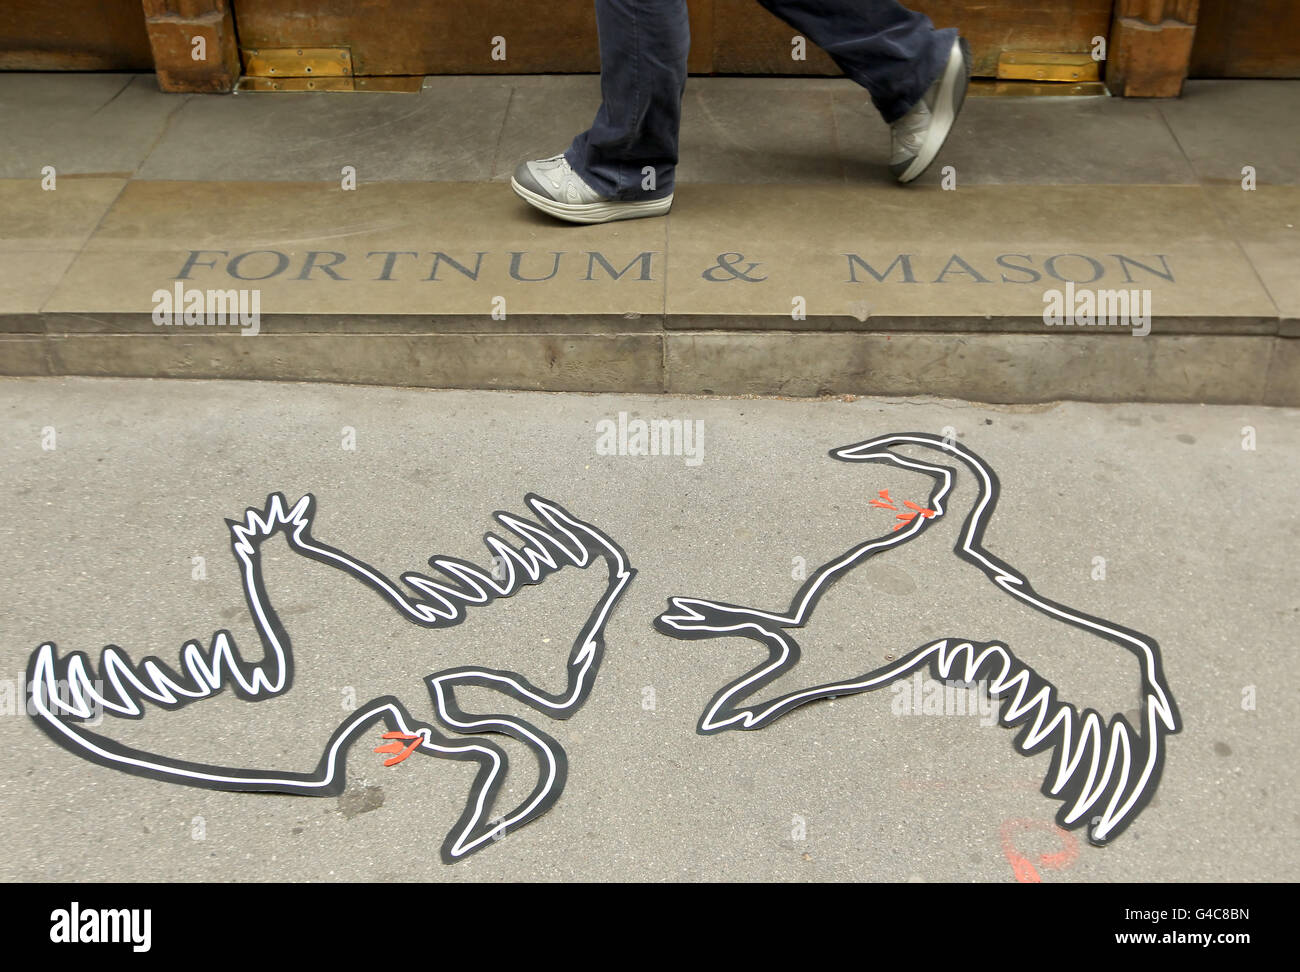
[2,178,1297,403]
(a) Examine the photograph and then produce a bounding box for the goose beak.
[830,437,895,461]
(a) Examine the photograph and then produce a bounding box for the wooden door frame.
[1106,1,1201,97]
[143,0,240,92]
[142,0,1203,98]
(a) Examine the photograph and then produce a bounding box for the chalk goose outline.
[654,432,1181,845]
[26,492,635,863]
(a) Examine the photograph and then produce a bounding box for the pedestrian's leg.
[756,0,968,183]
[563,0,690,201]
[756,0,957,123]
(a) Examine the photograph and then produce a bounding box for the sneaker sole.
[897,36,971,184]
[510,177,674,224]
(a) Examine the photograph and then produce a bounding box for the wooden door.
[0,0,152,70]
[229,0,1114,79]
[1193,0,1300,77]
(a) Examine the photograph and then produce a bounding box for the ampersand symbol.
[702,252,768,282]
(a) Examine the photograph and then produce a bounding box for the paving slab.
[1201,185,1300,333]
[137,77,513,183]
[0,377,1294,882]
[677,77,844,185]
[0,74,184,178]
[0,336,49,375]
[29,181,1276,332]
[0,178,127,320]
[43,332,664,392]
[1263,336,1300,406]
[1158,81,1300,187]
[662,184,1278,331]
[834,88,1199,186]
[40,180,668,318]
[493,74,605,182]
[662,331,1282,403]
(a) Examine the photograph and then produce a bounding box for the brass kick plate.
[237,75,425,93]
[242,47,353,78]
[997,51,1102,83]
[970,79,1108,98]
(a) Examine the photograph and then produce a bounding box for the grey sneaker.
[890,35,972,184]
[511,153,674,224]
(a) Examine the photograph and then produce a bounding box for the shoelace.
[893,102,931,154]
[539,156,592,198]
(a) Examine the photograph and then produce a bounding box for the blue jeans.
[564,0,958,201]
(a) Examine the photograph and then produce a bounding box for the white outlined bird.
[27,492,635,863]
[654,433,1181,845]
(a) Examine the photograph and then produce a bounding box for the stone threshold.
[2,179,1296,403]
[2,329,1295,406]
[0,311,1287,336]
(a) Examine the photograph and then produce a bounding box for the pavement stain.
[337,784,385,819]
[858,563,917,596]
[219,600,314,620]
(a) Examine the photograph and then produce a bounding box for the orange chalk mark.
[875,490,935,527]
[374,730,423,766]
[891,510,923,531]
[999,819,1080,883]
[869,488,898,511]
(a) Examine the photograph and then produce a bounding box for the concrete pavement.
[0,376,1295,881]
